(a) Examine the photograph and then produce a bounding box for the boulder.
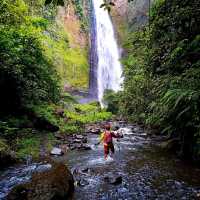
[90,128,101,134]
[7,163,74,200]
[50,147,64,156]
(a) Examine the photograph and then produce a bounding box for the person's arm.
[111,131,123,138]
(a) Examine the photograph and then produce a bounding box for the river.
[1,124,200,199]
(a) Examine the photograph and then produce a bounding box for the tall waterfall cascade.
[91,0,123,106]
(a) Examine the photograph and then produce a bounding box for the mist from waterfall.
[92,0,123,106]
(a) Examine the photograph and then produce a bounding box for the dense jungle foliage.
[0,0,89,115]
[117,0,200,160]
[0,0,105,160]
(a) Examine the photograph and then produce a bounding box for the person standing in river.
[98,123,123,159]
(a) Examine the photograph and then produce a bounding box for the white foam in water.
[119,128,133,135]
[88,156,114,165]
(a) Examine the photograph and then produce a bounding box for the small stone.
[75,135,84,139]
[50,147,64,156]
[90,128,100,134]
[74,139,82,143]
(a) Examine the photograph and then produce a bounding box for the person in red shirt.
[98,123,123,159]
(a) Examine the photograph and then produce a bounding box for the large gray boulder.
[7,163,74,200]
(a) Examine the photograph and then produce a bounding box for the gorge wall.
[55,0,91,90]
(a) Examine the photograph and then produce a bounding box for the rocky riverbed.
[0,123,200,200]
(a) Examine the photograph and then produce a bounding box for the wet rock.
[76,179,89,187]
[60,144,69,153]
[75,135,84,139]
[73,139,82,143]
[36,164,52,173]
[90,128,101,134]
[50,147,64,156]
[54,132,64,140]
[77,145,92,151]
[7,163,74,200]
[82,138,87,143]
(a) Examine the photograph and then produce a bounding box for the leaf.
[57,0,65,6]
[173,92,184,109]
[109,2,115,6]
[107,7,111,13]
[100,3,106,8]
[161,125,172,134]
[176,106,190,120]
[45,0,53,6]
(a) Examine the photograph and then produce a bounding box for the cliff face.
[111,0,152,38]
[127,0,152,30]
[54,1,90,90]
[56,2,89,49]
[110,0,128,42]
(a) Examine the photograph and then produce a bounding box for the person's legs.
[104,144,109,159]
[110,143,115,158]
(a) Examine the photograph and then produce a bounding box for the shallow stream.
[0,125,200,199]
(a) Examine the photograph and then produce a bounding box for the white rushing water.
[92,0,123,106]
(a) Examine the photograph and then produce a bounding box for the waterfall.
[90,0,123,106]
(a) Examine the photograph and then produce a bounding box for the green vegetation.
[103,90,121,114]
[0,0,89,116]
[116,0,200,160]
[16,136,40,159]
[32,101,112,134]
[0,0,92,162]
[72,0,89,32]
[0,98,112,160]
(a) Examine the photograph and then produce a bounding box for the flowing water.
[90,0,123,106]
[1,125,200,199]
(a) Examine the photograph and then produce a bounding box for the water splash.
[92,0,123,106]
